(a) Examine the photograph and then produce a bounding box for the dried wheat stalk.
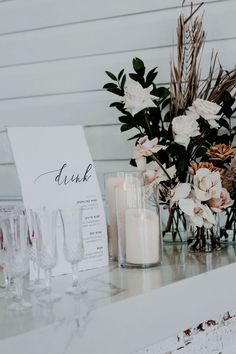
[170,2,236,116]
[199,52,236,103]
[170,2,205,117]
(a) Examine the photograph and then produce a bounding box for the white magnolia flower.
[179,198,216,228]
[172,115,200,148]
[187,98,221,128]
[193,168,222,201]
[133,136,166,171]
[170,183,192,203]
[123,81,156,116]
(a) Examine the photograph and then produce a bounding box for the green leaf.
[129,73,139,81]
[118,69,125,81]
[105,71,117,81]
[222,105,233,119]
[106,88,124,96]
[109,102,122,107]
[176,158,185,172]
[118,116,131,124]
[120,74,126,89]
[162,98,171,110]
[128,133,143,141]
[219,118,230,130]
[129,158,137,167]
[103,83,118,89]
[155,87,170,98]
[195,147,208,158]
[222,91,235,106]
[120,124,132,132]
[146,67,158,87]
[132,57,145,76]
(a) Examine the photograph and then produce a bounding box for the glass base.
[220,229,236,244]
[109,255,118,262]
[38,292,61,304]
[119,260,162,269]
[66,285,88,296]
[8,299,32,312]
[188,238,221,253]
[163,231,187,244]
[26,281,45,293]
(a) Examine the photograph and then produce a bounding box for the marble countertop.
[1,244,236,354]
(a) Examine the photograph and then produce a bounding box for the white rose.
[193,168,222,201]
[172,115,200,148]
[123,81,156,116]
[187,98,221,128]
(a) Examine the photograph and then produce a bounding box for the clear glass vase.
[219,205,236,244]
[116,184,162,268]
[188,225,221,253]
[161,204,188,243]
[104,171,144,261]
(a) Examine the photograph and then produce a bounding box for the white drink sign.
[7,125,108,275]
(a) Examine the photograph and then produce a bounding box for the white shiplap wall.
[0,0,235,201]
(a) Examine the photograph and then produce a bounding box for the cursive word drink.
[34,163,93,185]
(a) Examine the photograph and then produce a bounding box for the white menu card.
[7,125,108,275]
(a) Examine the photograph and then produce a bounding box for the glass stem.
[71,263,79,288]
[44,269,52,294]
[35,262,41,284]
[15,277,23,302]
[3,268,8,289]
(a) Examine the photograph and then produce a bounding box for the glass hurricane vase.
[219,205,236,244]
[161,204,188,243]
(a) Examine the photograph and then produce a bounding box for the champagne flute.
[33,208,61,303]
[2,212,31,311]
[59,206,85,295]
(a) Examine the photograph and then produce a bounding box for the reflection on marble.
[0,268,125,340]
[0,244,236,354]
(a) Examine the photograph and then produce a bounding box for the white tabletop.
[1,244,236,354]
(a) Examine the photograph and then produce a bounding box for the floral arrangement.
[103,3,236,249]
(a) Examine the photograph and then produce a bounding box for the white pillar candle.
[125,208,160,265]
[105,177,124,259]
[116,179,143,265]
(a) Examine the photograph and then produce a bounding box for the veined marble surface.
[1,244,236,354]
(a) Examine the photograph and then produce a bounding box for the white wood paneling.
[0,1,235,67]
[0,0,222,35]
[0,91,115,130]
[0,0,235,201]
[0,38,235,100]
[0,126,134,162]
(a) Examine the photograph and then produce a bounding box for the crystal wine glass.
[59,206,85,295]
[2,212,31,311]
[33,208,61,303]
[26,209,44,293]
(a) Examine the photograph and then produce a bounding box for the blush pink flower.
[208,188,234,213]
[133,136,166,170]
[143,163,176,185]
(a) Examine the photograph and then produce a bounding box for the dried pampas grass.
[170,2,236,116]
